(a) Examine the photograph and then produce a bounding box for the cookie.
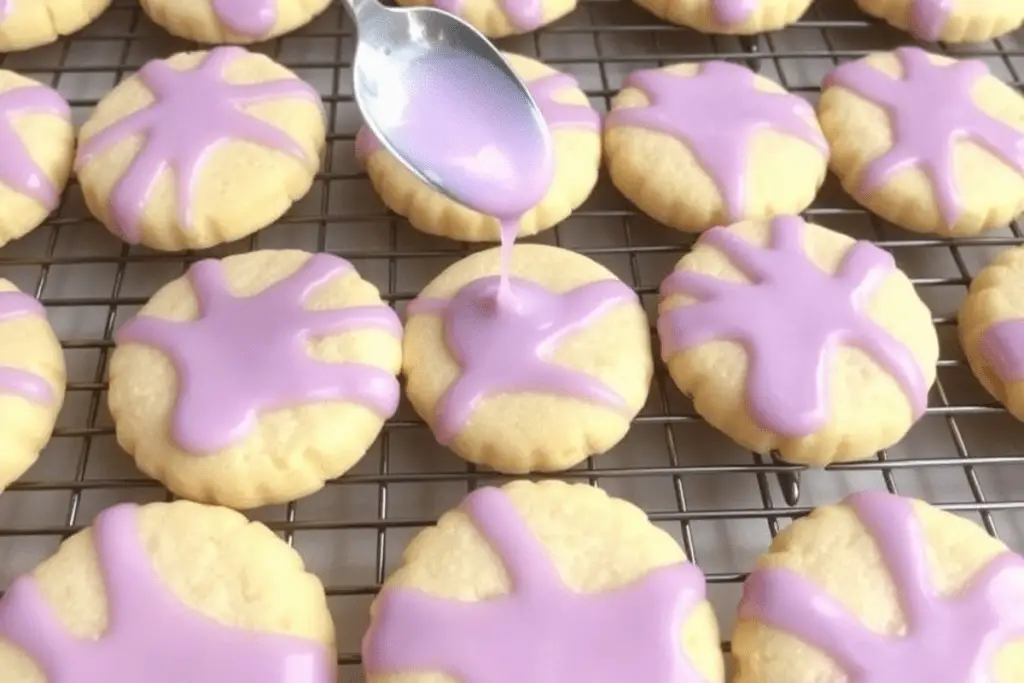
[657,215,939,466]
[356,52,600,243]
[0,280,64,492]
[605,61,828,233]
[630,0,814,34]
[819,47,1024,237]
[108,250,402,510]
[76,47,325,252]
[0,500,337,682]
[403,244,652,473]
[734,490,1024,683]
[394,0,574,36]
[0,71,74,249]
[0,0,111,52]
[854,0,1024,43]
[140,0,331,44]
[364,481,725,683]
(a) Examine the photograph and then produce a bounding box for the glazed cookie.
[76,47,325,252]
[734,490,1024,683]
[394,0,573,36]
[356,53,600,243]
[0,280,64,491]
[657,215,939,466]
[855,0,1024,43]
[108,250,402,509]
[140,0,332,44]
[0,71,74,249]
[0,500,337,682]
[0,0,111,52]
[631,0,814,34]
[605,61,828,233]
[364,481,724,683]
[403,244,652,473]
[819,47,1024,237]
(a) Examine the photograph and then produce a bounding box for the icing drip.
[980,319,1024,382]
[605,62,826,222]
[363,486,710,683]
[0,0,10,22]
[657,215,927,437]
[739,491,1024,682]
[0,503,333,682]
[0,82,71,210]
[712,0,757,25]
[434,0,543,32]
[824,46,1024,230]
[116,253,402,454]
[212,0,278,38]
[0,291,54,406]
[910,0,951,41]
[74,46,321,244]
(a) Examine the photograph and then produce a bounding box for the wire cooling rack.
[1,0,1024,677]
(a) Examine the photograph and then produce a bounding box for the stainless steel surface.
[1,0,1024,679]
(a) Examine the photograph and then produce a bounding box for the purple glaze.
[824,46,1024,230]
[75,46,322,244]
[0,81,71,210]
[212,0,277,38]
[0,291,54,406]
[712,0,756,25]
[363,486,710,683]
[434,0,542,32]
[739,491,1024,682]
[0,0,10,22]
[605,62,826,222]
[910,0,951,41]
[116,253,402,455]
[658,215,927,437]
[980,319,1024,382]
[0,503,334,682]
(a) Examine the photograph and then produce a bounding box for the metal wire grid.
[0,0,1023,676]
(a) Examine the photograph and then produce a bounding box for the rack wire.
[1,0,1024,676]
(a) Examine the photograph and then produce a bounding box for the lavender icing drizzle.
[212,0,277,38]
[0,290,55,406]
[0,80,71,210]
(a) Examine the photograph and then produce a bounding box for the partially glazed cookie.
[855,0,1024,43]
[605,62,828,233]
[357,53,600,243]
[76,47,325,252]
[108,250,402,510]
[394,0,574,36]
[0,500,336,682]
[0,280,64,491]
[631,0,814,34]
[364,481,724,683]
[403,244,652,473]
[0,0,112,52]
[0,71,73,249]
[819,47,1024,237]
[140,0,332,44]
[734,490,1024,683]
[657,216,938,466]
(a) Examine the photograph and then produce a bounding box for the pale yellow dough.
[855,0,1024,43]
[0,0,111,52]
[140,0,331,44]
[0,500,337,683]
[108,250,403,510]
[631,0,814,34]
[393,0,574,36]
[77,49,326,252]
[403,244,652,473]
[357,53,601,243]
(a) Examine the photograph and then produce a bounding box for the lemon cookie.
[854,0,1024,43]
[0,71,73,249]
[630,0,814,34]
[0,0,111,52]
[108,250,402,510]
[356,52,600,243]
[0,281,64,492]
[140,0,332,44]
[604,61,828,233]
[819,47,1024,237]
[364,481,725,683]
[734,490,1024,683]
[403,244,651,473]
[657,215,938,466]
[76,47,325,252]
[0,500,336,682]
[394,0,573,36]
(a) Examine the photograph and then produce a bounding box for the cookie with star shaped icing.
[139,0,331,44]
[854,0,1024,43]
[819,47,1024,237]
[0,0,112,52]
[108,249,403,509]
[364,480,725,683]
[76,47,326,252]
[631,0,814,34]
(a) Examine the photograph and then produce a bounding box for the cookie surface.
[0,71,74,249]
[819,47,1024,237]
[605,62,827,233]
[140,0,331,44]
[0,500,337,682]
[357,53,600,243]
[0,0,111,52]
[364,481,724,683]
[76,47,325,252]
[630,0,814,34]
[403,244,652,473]
[855,0,1024,43]
[393,0,574,36]
[734,490,1024,683]
[657,215,938,466]
[0,280,64,492]
[108,249,402,509]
